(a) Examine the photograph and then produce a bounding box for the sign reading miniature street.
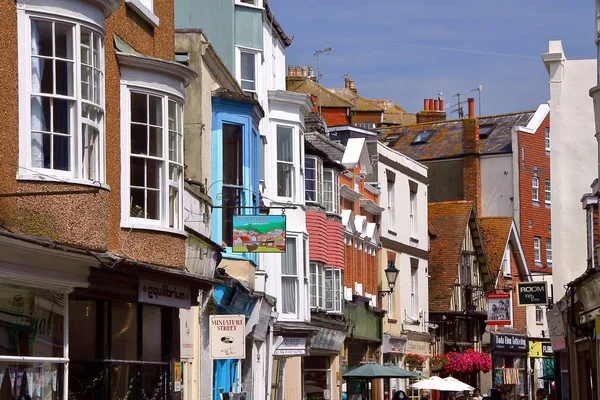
[139,278,191,309]
[209,314,246,359]
[517,281,548,306]
[232,215,286,253]
[487,293,512,326]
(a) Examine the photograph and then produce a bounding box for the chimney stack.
[348,79,356,93]
[467,98,475,118]
[417,97,447,124]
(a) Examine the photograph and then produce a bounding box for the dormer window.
[411,130,433,144]
[479,124,495,139]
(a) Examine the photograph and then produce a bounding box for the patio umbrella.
[443,377,475,391]
[343,362,400,379]
[409,376,449,391]
[383,364,425,379]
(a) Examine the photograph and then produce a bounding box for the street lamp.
[379,260,399,298]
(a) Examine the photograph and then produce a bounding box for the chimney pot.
[428,99,434,111]
[301,66,307,77]
[433,100,439,111]
[295,66,301,77]
[349,79,355,90]
[468,98,475,118]
[288,65,294,77]
[423,99,429,111]
[308,65,314,77]
[439,98,445,111]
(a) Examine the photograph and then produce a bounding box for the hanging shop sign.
[529,340,553,358]
[492,333,527,352]
[232,215,286,253]
[273,337,308,356]
[138,278,191,309]
[517,282,548,306]
[487,293,512,326]
[210,314,246,359]
[546,306,566,350]
[312,328,346,352]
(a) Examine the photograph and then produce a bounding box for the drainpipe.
[266,311,278,400]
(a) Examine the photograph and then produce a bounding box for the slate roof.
[287,79,352,108]
[327,88,384,112]
[379,110,536,161]
[478,217,513,278]
[305,133,346,168]
[428,201,474,313]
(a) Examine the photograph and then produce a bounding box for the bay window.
[20,14,105,182]
[309,264,343,312]
[323,169,340,214]
[305,156,323,203]
[222,123,244,245]
[281,238,298,315]
[277,126,294,198]
[126,91,184,230]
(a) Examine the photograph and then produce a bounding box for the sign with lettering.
[210,314,246,359]
[487,293,512,326]
[139,278,191,309]
[517,282,548,306]
[232,215,286,253]
[273,337,307,356]
[312,328,346,352]
[406,339,430,356]
[492,333,528,352]
[529,340,553,358]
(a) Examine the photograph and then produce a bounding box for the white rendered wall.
[544,42,597,300]
[481,155,514,217]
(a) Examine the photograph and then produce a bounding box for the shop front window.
[0,284,66,400]
[68,300,172,400]
[304,356,331,400]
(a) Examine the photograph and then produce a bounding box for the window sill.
[410,236,419,243]
[533,200,540,207]
[125,0,160,27]
[536,322,544,325]
[120,221,187,237]
[387,229,397,236]
[545,202,551,209]
[17,174,111,191]
[326,310,343,316]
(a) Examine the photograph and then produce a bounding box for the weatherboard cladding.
[380,111,535,161]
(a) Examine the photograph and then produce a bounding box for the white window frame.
[276,125,294,199]
[409,190,417,238]
[323,169,340,214]
[281,237,299,317]
[17,9,107,187]
[534,237,541,263]
[545,127,550,152]
[587,208,594,264]
[310,262,325,309]
[120,87,185,234]
[535,306,544,324]
[235,0,262,7]
[387,179,396,231]
[305,156,323,204]
[236,47,259,95]
[545,179,551,204]
[546,238,552,265]
[410,264,418,319]
[502,248,511,277]
[124,0,159,27]
[532,176,539,202]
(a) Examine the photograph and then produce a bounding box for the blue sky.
[270,0,595,116]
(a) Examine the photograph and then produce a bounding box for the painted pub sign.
[232,215,286,253]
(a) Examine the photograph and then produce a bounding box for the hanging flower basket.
[444,349,492,374]
[430,354,448,370]
[404,353,426,369]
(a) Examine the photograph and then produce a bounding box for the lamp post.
[379,261,399,298]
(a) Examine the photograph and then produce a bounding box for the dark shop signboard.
[517,281,548,306]
[492,333,528,352]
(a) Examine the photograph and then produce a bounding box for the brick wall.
[321,107,350,127]
[462,118,482,216]
[517,115,551,273]
[353,111,383,124]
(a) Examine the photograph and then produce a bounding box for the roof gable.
[342,138,372,175]
[341,209,356,234]
[287,79,352,108]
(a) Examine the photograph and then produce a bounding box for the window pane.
[111,364,138,400]
[0,284,65,358]
[131,92,147,123]
[146,159,160,189]
[69,300,98,360]
[277,126,293,162]
[53,98,72,134]
[31,20,53,57]
[55,60,74,96]
[325,268,333,310]
[53,134,70,171]
[241,52,255,90]
[223,124,243,186]
[149,95,162,126]
[54,22,74,60]
[82,124,99,180]
[111,302,138,360]
[169,185,179,229]
[281,278,297,314]
[282,238,297,275]
[147,189,160,220]
[277,163,293,197]
[131,124,148,155]
[149,126,162,157]
[142,305,162,361]
[130,188,145,218]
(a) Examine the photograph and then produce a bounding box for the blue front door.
[213,359,239,400]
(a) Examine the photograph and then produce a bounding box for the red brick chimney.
[416,96,446,123]
[462,97,481,216]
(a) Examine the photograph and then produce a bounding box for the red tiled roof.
[428,201,474,313]
[287,78,352,108]
[478,217,513,278]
